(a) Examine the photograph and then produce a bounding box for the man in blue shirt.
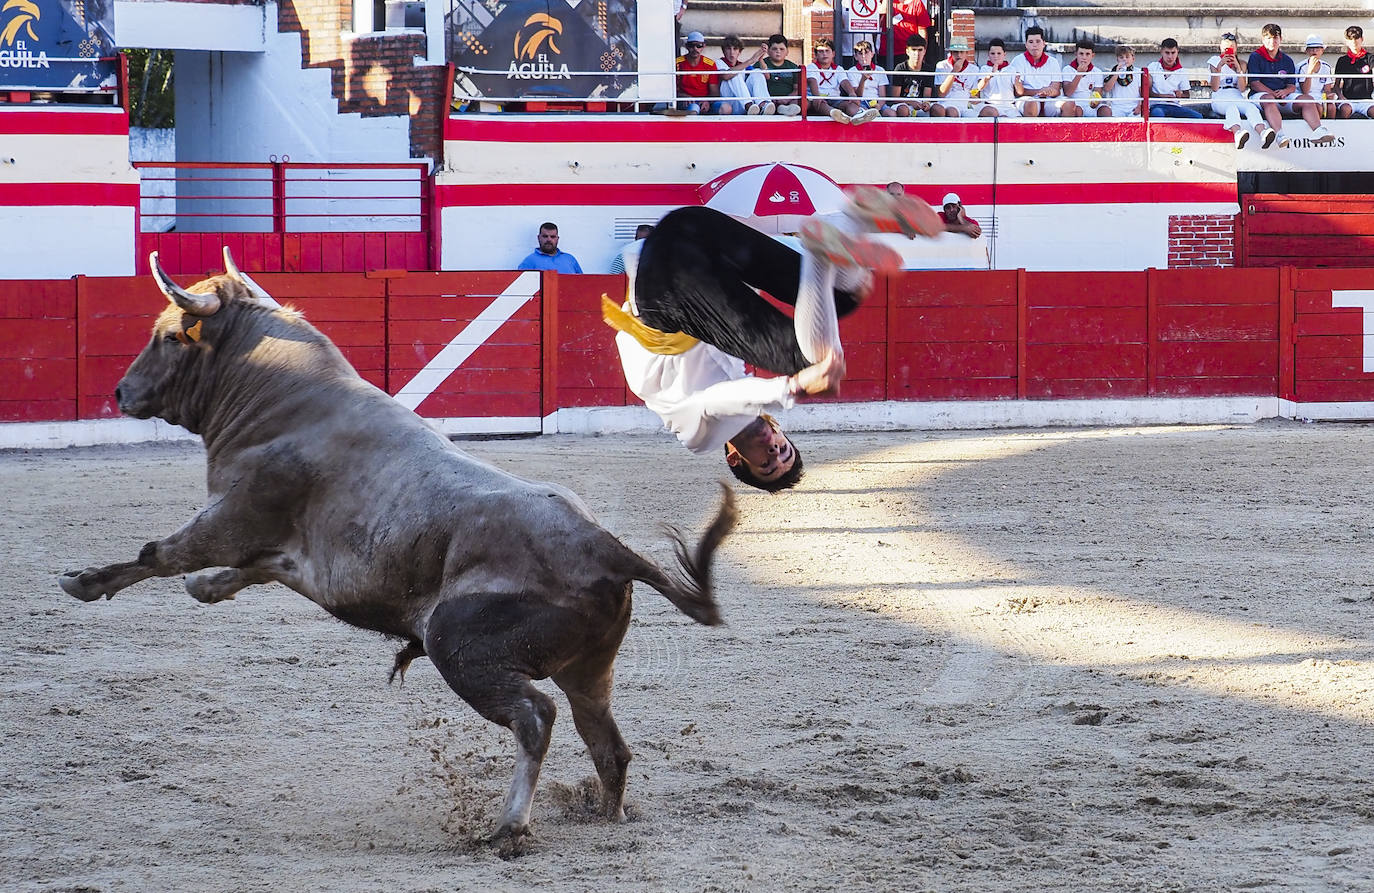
[518,222,584,273]
[1247,23,1333,147]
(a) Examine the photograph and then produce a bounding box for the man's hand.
[792,352,847,398]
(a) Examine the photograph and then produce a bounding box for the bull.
[60,249,737,846]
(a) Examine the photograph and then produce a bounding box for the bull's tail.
[632,483,738,626]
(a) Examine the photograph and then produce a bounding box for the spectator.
[807,38,865,123]
[660,31,728,115]
[839,1,881,69]
[759,34,803,116]
[1010,26,1062,117]
[1059,39,1107,117]
[881,0,932,61]
[1248,23,1332,147]
[609,224,653,276]
[932,39,979,117]
[975,38,1019,118]
[1300,35,1337,118]
[1103,45,1142,117]
[718,35,774,115]
[890,35,935,117]
[519,222,583,273]
[1209,33,1267,148]
[1333,25,1373,119]
[1147,38,1203,118]
[940,193,982,238]
[886,181,906,196]
[843,40,891,120]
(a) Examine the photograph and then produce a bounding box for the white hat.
[685,31,706,45]
[941,192,961,206]
[1305,34,1324,49]
[947,39,971,52]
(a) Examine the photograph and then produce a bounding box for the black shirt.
[1334,52,1373,101]
[891,61,936,99]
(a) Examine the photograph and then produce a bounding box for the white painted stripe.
[1330,290,1374,373]
[391,270,541,411]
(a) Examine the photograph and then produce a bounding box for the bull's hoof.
[185,572,236,604]
[487,823,531,860]
[59,570,108,602]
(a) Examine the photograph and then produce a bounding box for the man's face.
[722,44,742,63]
[1161,46,1179,65]
[813,45,835,66]
[950,50,969,66]
[1347,35,1365,54]
[1118,50,1135,67]
[987,45,1004,66]
[727,416,796,483]
[908,45,926,67]
[1025,35,1045,57]
[537,227,559,255]
[1263,32,1282,53]
[1076,47,1094,67]
[685,38,704,61]
[768,41,788,64]
[944,202,960,218]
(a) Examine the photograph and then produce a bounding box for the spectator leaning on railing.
[758,34,803,116]
[1333,25,1373,118]
[718,35,775,116]
[1247,23,1334,147]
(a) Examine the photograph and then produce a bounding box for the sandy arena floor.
[3,422,1372,892]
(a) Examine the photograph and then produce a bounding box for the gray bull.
[60,250,737,846]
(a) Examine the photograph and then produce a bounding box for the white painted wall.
[114,0,268,52]
[0,207,135,277]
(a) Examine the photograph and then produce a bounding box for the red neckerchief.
[1347,49,1368,63]
[853,62,876,71]
[1256,45,1280,63]
[1023,50,1048,69]
[1158,57,1182,71]
[946,56,968,71]
[1071,60,1093,72]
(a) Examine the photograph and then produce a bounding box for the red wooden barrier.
[1241,195,1374,269]
[1292,267,1374,403]
[0,279,76,422]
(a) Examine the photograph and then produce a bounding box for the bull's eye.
[171,331,192,346]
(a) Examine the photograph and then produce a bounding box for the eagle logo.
[1,0,41,48]
[514,13,562,60]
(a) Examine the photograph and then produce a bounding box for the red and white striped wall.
[0,109,138,279]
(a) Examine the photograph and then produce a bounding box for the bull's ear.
[150,252,222,316]
[222,246,282,309]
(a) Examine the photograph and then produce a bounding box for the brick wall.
[277,0,446,161]
[1168,214,1237,268]
[950,9,975,50]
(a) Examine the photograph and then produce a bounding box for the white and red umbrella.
[698,163,848,233]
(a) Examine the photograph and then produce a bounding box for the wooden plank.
[889,341,1017,379]
[1294,314,1362,337]
[1024,271,1144,307]
[1026,307,1147,344]
[889,271,1017,307]
[1248,235,1374,257]
[1026,343,1147,379]
[556,387,627,408]
[1024,377,1147,399]
[1154,341,1276,377]
[893,377,1017,401]
[1152,267,1278,303]
[1294,378,1374,402]
[891,306,1017,342]
[1154,376,1276,397]
[1243,213,1374,236]
[1246,194,1374,214]
[1156,304,1278,341]
[1292,268,1374,291]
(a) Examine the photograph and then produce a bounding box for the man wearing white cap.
[940,193,981,238]
[1300,35,1337,119]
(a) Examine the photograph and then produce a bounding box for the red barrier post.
[1145,267,1159,395]
[541,271,559,423]
[1015,268,1028,398]
[1278,265,1295,401]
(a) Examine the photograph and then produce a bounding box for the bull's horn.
[149,252,221,316]
[222,246,281,309]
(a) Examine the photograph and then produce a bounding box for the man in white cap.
[1300,35,1337,118]
[939,193,981,238]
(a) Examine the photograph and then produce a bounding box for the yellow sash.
[601,295,699,356]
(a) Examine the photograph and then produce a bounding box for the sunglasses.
[686,42,704,48]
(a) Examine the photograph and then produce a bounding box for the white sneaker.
[779,103,801,117]
[746,102,761,116]
[1277,130,1291,148]
[762,101,776,116]
[852,107,881,125]
[829,107,851,124]
[1260,127,1277,148]
[1235,129,1250,149]
[1312,125,1335,145]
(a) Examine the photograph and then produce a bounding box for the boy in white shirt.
[842,40,890,120]
[975,38,1019,117]
[1208,32,1267,148]
[1145,37,1203,118]
[1103,44,1143,116]
[1010,26,1062,116]
[932,39,979,116]
[1300,35,1337,117]
[1059,39,1107,117]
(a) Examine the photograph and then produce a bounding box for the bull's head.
[116,248,282,427]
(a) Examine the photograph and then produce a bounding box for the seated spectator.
[518,222,583,273]
[932,39,979,117]
[1209,33,1267,148]
[1103,45,1142,117]
[940,193,982,238]
[807,38,866,123]
[759,33,803,116]
[1300,35,1337,118]
[843,40,891,120]
[609,224,653,275]
[890,35,935,117]
[1147,38,1203,118]
[1059,39,1107,117]
[1010,26,1062,117]
[839,1,881,69]
[1248,23,1333,146]
[974,38,1018,117]
[718,35,774,115]
[1334,25,1373,119]
[657,31,729,115]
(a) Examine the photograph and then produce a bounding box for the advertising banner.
[447,0,637,102]
[0,0,116,90]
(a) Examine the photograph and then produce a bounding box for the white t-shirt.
[1060,62,1104,99]
[1146,60,1191,97]
[846,65,890,99]
[980,62,1017,102]
[1300,58,1335,95]
[1207,54,1244,91]
[810,64,847,98]
[935,59,979,100]
[1107,64,1141,99]
[1010,51,1062,92]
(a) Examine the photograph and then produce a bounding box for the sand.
[3,422,1372,892]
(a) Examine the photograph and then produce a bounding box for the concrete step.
[681,1,786,44]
